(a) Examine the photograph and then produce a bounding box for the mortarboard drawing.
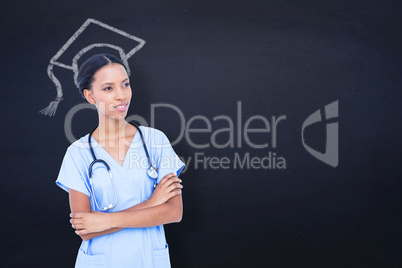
[39,18,146,117]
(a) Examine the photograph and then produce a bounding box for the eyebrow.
[100,78,129,87]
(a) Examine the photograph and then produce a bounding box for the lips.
[114,103,128,111]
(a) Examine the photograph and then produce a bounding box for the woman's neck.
[97,116,129,141]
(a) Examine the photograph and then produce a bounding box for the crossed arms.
[69,173,183,241]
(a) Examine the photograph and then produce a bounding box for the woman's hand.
[70,211,112,236]
[146,173,183,207]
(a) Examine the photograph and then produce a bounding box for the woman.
[56,53,185,268]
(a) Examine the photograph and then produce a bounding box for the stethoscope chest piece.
[147,166,158,179]
[147,166,158,188]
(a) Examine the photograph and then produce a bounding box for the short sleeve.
[155,133,185,183]
[56,148,91,197]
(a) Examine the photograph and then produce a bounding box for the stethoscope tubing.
[87,122,158,211]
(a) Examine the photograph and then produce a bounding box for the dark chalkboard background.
[1,0,401,267]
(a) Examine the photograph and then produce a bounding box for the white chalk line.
[40,18,146,117]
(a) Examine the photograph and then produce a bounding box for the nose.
[115,86,127,100]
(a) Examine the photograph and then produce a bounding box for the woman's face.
[84,63,132,119]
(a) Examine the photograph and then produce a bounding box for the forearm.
[80,198,159,240]
[109,195,182,229]
[80,227,123,241]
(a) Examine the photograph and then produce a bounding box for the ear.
[83,89,96,105]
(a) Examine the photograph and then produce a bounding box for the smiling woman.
[56,54,185,268]
[83,63,132,124]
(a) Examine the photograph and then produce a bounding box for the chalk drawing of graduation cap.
[39,18,146,116]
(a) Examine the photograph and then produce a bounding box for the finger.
[167,182,183,193]
[71,219,83,225]
[168,189,182,199]
[172,181,183,189]
[71,223,83,230]
[71,220,84,228]
[159,173,177,184]
[70,212,83,219]
[163,177,181,188]
[70,218,83,224]
[75,229,88,236]
[169,177,181,183]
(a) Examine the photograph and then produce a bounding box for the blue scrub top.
[56,126,185,268]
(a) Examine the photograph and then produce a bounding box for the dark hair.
[77,53,127,98]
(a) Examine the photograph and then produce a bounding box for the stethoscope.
[88,122,158,211]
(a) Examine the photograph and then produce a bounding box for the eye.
[123,82,130,88]
[103,86,112,91]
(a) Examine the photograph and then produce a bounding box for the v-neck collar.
[89,126,141,178]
